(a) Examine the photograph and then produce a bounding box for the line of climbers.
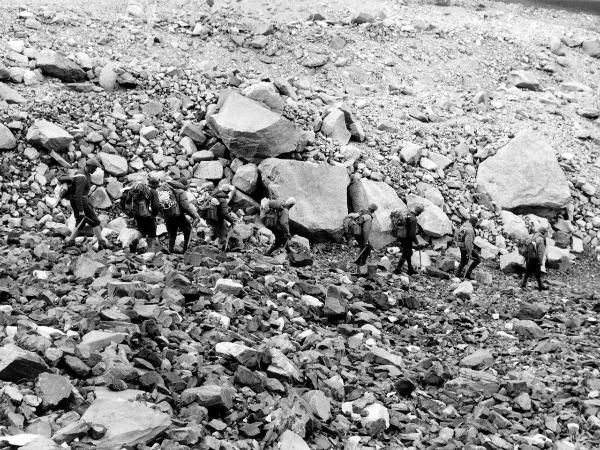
[58,159,550,291]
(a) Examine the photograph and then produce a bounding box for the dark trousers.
[135,216,157,238]
[521,259,543,288]
[457,247,481,278]
[355,235,371,266]
[70,198,101,227]
[395,239,415,274]
[267,229,288,255]
[165,215,191,253]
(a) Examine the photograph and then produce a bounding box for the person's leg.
[146,217,157,252]
[534,262,547,290]
[83,201,111,249]
[521,261,531,288]
[165,217,178,253]
[180,215,192,253]
[464,249,480,279]
[266,230,285,255]
[394,240,407,274]
[456,248,468,277]
[406,244,416,275]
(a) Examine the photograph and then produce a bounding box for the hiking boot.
[537,284,549,291]
[407,268,416,276]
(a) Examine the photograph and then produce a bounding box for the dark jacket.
[71,169,92,214]
[458,222,475,254]
[278,208,290,238]
[532,232,546,264]
[167,181,199,220]
[359,212,373,244]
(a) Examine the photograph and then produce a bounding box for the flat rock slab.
[0,344,49,382]
[26,120,73,153]
[77,330,127,354]
[477,130,571,215]
[0,82,27,103]
[36,49,86,82]
[81,397,171,449]
[207,91,307,162]
[259,158,349,241]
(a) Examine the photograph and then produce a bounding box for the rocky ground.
[1,0,600,449]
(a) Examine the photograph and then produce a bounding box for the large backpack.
[157,184,181,218]
[343,213,362,238]
[56,173,87,201]
[122,183,152,218]
[198,196,219,221]
[263,200,283,229]
[390,210,410,239]
[455,225,468,248]
[519,238,538,262]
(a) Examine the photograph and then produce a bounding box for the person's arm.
[537,236,546,264]
[361,215,372,245]
[411,217,419,245]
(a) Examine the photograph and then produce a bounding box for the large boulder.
[26,120,73,152]
[259,158,349,241]
[476,130,571,216]
[36,49,87,82]
[500,252,525,273]
[0,82,26,104]
[348,178,406,249]
[98,152,128,176]
[0,124,17,150]
[406,194,452,237]
[232,163,259,194]
[207,91,308,162]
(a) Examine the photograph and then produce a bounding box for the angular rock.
[513,319,545,339]
[509,70,540,90]
[323,285,348,318]
[407,194,452,237]
[500,210,529,240]
[242,82,285,113]
[361,403,390,436]
[26,120,73,153]
[516,302,547,320]
[99,62,120,92]
[207,92,307,162]
[36,373,72,407]
[0,82,26,103]
[36,49,86,82]
[259,158,349,240]
[74,255,105,280]
[477,130,570,215]
[349,178,407,249]
[453,280,474,300]
[232,163,259,194]
[303,390,331,421]
[194,160,223,180]
[321,109,350,145]
[81,395,171,448]
[0,344,49,381]
[98,152,128,176]
[181,385,234,408]
[0,123,17,150]
[400,141,422,165]
[77,330,128,354]
[90,187,112,209]
[278,430,310,450]
[460,349,493,369]
[500,252,525,273]
[582,39,600,58]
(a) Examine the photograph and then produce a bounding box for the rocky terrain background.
[0,0,600,449]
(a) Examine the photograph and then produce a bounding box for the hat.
[86,157,101,169]
[210,198,220,206]
[537,224,548,234]
[368,203,378,212]
[469,215,479,226]
[284,197,296,207]
[414,204,424,214]
[178,177,189,187]
[148,177,159,188]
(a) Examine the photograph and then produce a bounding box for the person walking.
[520,225,549,290]
[393,205,423,275]
[121,177,160,252]
[64,158,111,249]
[264,197,296,256]
[455,216,481,280]
[354,204,377,266]
[157,178,200,254]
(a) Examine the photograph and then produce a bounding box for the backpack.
[455,225,468,248]
[56,173,86,201]
[157,185,181,218]
[263,200,283,229]
[343,213,362,238]
[122,183,152,218]
[520,238,538,261]
[198,196,219,221]
[390,210,410,239]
